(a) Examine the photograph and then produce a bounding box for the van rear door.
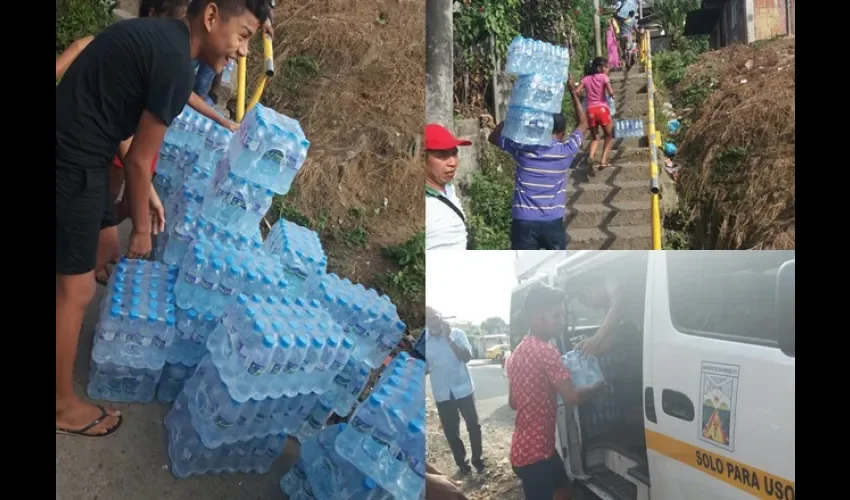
[644,251,795,500]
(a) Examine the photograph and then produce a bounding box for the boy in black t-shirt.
[55,0,270,438]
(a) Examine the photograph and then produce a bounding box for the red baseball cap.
[424,123,472,151]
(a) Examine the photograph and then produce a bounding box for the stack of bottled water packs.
[87,102,411,484]
[87,259,180,403]
[503,36,570,146]
[561,350,604,389]
[281,352,426,500]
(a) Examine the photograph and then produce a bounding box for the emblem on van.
[698,361,739,452]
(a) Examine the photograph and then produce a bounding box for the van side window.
[666,251,794,347]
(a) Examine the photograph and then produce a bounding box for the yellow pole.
[645,32,662,250]
[247,77,268,112]
[235,56,248,123]
[262,32,275,77]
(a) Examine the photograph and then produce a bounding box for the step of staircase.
[566,200,650,229]
[568,161,649,184]
[568,179,648,205]
[566,225,653,250]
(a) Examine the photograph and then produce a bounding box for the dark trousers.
[435,393,483,467]
[511,218,567,250]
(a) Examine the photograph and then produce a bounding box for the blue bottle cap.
[262,334,276,348]
[295,335,308,347]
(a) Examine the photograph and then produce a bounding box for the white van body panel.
[644,253,795,500]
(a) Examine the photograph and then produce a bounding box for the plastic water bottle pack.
[614,119,645,138]
[87,259,179,403]
[264,218,328,296]
[562,350,604,388]
[502,37,570,147]
[505,36,570,79]
[501,106,556,147]
[228,103,310,195]
[294,424,392,500]
[508,73,566,114]
[334,355,427,499]
[309,273,407,370]
[164,391,288,478]
[205,292,353,402]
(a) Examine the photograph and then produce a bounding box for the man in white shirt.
[425,306,486,476]
[424,123,473,251]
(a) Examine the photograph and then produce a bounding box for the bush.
[466,147,516,250]
[56,0,114,54]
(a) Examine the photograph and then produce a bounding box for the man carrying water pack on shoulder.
[488,74,588,250]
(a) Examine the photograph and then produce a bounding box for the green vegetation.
[380,231,425,301]
[466,147,516,250]
[56,0,114,54]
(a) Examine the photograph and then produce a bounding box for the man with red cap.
[424,123,474,251]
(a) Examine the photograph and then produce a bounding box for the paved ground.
[56,221,299,500]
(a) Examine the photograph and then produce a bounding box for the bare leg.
[588,125,599,165]
[56,272,121,435]
[95,226,120,284]
[600,121,615,167]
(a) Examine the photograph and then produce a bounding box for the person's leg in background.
[435,396,471,475]
[56,168,122,436]
[600,107,615,169]
[456,394,486,472]
[587,118,600,167]
[511,219,542,250]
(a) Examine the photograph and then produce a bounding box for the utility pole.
[425,0,454,128]
[593,0,603,57]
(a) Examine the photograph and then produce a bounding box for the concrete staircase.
[565,70,655,249]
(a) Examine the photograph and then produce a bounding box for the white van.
[508,251,795,500]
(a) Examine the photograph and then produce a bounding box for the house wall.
[753,0,791,40]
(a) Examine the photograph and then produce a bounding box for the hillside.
[660,37,795,250]
[252,0,425,326]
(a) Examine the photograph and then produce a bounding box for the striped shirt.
[497,131,583,222]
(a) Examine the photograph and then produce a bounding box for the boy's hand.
[149,195,166,235]
[567,73,577,93]
[127,231,152,259]
[262,19,274,39]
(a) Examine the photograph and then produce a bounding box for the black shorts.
[56,167,115,275]
[513,450,570,500]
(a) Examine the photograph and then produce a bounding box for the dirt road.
[425,361,523,499]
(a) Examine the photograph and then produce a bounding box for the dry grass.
[675,37,795,249]
[251,0,425,248]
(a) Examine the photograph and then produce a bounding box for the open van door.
[643,252,795,500]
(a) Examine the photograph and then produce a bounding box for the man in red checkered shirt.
[506,283,606,500]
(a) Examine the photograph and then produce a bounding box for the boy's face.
[199,3,262,73]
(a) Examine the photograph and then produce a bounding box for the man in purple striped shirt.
[488,75,588,249]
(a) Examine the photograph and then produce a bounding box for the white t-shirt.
[425,183,468,251]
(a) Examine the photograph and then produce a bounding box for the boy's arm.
[187,92,238,131]
[124,110,164,256]
[56,36,94,80]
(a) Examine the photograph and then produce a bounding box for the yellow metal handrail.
[641,31,663,250]
[235,32,275,123]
